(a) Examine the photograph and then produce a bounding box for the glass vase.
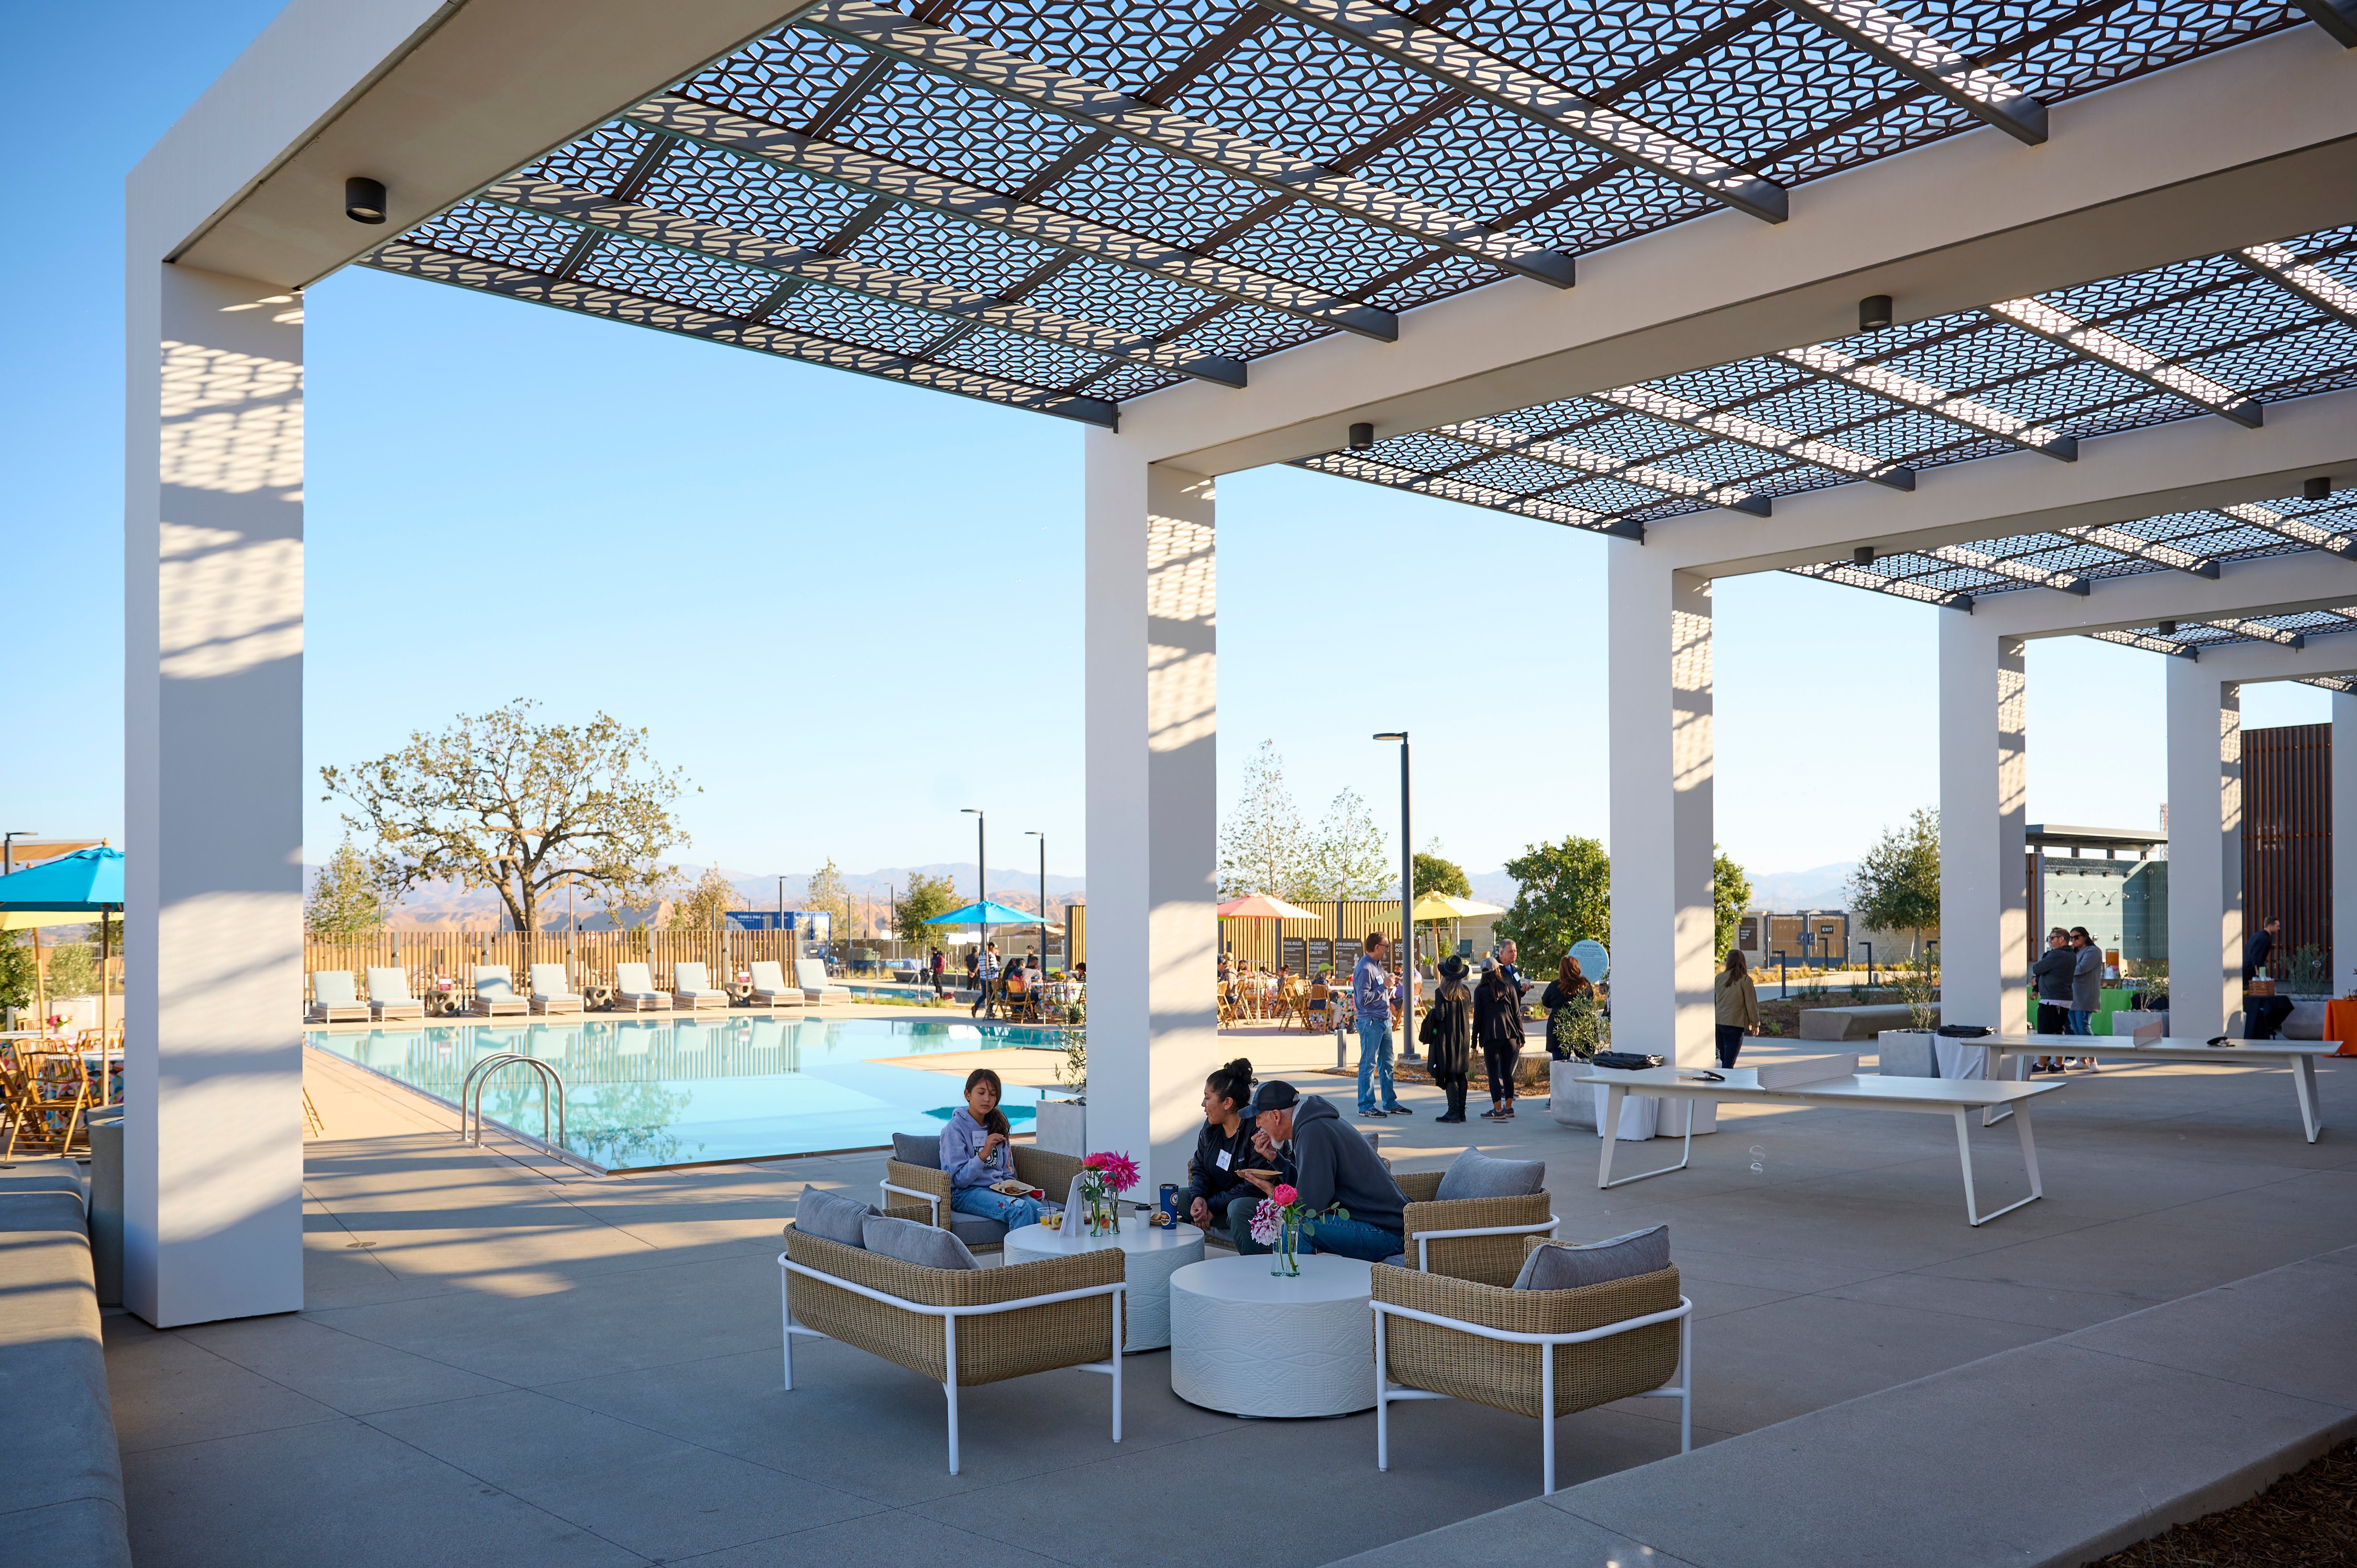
[1271,1216,1302,1277]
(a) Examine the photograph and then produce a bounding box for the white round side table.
[1003,1218,1204,1352]
[1168,1253,1375,1417]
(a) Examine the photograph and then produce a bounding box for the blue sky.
[8,2,2328,893]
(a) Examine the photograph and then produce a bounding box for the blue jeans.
[1358,1019,1401,1112]
[2065,1010,2092,1036]
[1303,1214,1404,1263]
[951,1185,1047,1230]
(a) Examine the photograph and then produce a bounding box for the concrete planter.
[1878,1029,1939,1078]
[1033,1096,1086,1157]
[1548,1061,1594,1130]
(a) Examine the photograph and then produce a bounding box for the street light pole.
[1026,831,1046,970]
[963,808,985,979]
[1374,732,1417,1063]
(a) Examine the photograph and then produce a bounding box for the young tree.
[1218,740,1309,900]
[1412,843,1471,899]
[306,835,387,938]
[1714,846,1752,964]
[1494,836,1610,976]
[1849,807,1941,957]
[46,941,101,999]
[806,858,853,945]
[0,932,35,1014]
[1303,787,1391,901]
[893,870,963,946]
[666,867,737,930]
[321,699,692,935]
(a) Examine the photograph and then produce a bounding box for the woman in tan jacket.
[1714,949,1760,1068]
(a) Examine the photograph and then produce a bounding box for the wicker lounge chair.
[306,971,372,1024]
[1392,1169,1561,1286]
[882,1133,1084,1253]
[746,961,807,1010]
[671,962,728,1011]
[780,1221,1126,1474]
[528,964,585,1015]
[612,963,666,1011]
[1372,1241,1691,1496]
[365,968,425,1021]
[469,966,529,1017]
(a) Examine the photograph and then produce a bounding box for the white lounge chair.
[673,962,728,1011]
[471,966,528,1017]
[365,968,425,1022]
[529,964,583,1015]
[796,958,852,1005]
[748,960,806,1011]
[613,962,666,1011]
[307,971,371,1024]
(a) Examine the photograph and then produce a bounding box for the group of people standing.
[2031,924,2108,1071]
[1416,940,1554,1122]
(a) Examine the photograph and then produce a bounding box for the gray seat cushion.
[1380,1253,1407,1269]
[892,1132,944,1169]
[796,1187,876,1248]
[1434,1147,1547,1201]
[948,1212,1009,1248]
[863,1214,978,1270]
[1512,1225,1670,1291]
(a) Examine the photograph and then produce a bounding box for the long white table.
[1570,1067,2065,1226]
[1974,1036,2337,1143]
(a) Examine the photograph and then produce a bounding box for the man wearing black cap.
[1243,1081,1407,1262]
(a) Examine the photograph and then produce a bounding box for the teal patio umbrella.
[927,900,1043,981]
[0,848,127,1037]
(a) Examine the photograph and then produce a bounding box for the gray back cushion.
[796,1187,875,1247]
[863,1214,978,1270]
[1435,1147,1546,1201]
[892,1132,943,1169]
[1513,1225,1670,1291]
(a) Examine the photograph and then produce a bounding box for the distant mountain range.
[1745,862,1859,911]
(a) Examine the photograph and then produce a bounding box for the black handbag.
[1589,1051,1664,1071]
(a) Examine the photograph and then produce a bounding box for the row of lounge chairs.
[307,960,834,1023]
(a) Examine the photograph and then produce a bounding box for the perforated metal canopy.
[364,0,2328,426]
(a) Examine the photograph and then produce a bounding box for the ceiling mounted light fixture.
[1858,295,1892,332]
[345,176,388,224]
[1854,545,1876,567]
[2157,620,2178,635]
[1348,422,1374,450]
[2306,477,2333,502]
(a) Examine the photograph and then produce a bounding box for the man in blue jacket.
[1243,1081,1406,1262]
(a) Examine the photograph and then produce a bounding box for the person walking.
[2243,915,2293,1039]
[1417,954,1474,1123]
[1352,931,1409,1119]
[971,941,1001,1018]
[1474,955,1524,1119]
[1714,949,1759,1069]
[929,946,946,999]
[2031,928,2074,1070]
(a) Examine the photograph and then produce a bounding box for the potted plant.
[1878,955,1941,1077]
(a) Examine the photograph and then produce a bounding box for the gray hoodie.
[2071,943,2103,1011]
[1284,1096,1405,1232]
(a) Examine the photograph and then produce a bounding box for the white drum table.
[1169,1254,1375,1418]
[1004,1219,1204,1352]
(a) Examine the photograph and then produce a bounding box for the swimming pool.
[304,1015,1064,1169]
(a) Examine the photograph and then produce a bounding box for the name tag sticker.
[1215,1149,1232,1171]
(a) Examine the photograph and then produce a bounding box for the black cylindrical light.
[2157,621,2178,636]
[2306,477,2332,502]
[1858,294,1892,332]
[1854,545,1876,567]
[345,176,388,225]
[1348,422,1374,450]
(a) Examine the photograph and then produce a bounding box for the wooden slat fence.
[2243,721,2331,979]
[303,928,806,1002]
[1218,900,1406,972]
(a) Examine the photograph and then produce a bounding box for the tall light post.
[962,807,985,976]
[1025,831,1047,969]
[1373,732,1417,1062]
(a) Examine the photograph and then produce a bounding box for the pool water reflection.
[305,1015,1061,1169]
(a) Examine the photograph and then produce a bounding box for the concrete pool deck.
[104,1042,2357,1567]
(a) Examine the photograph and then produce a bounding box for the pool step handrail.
[459,1052,567,1150]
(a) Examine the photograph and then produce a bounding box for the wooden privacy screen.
[2242,722,2331,980]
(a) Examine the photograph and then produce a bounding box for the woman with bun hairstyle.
[1185,1057,1272,1250]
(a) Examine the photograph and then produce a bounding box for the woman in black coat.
[1418,955,1474,1123]
[1474,957,1526,1120]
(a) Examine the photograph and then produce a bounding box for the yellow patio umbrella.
[1409,891,1505,966]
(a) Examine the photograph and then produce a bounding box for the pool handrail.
[460,1052,567,1150]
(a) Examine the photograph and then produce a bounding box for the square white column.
[1937,617,2030,1033]
[123,262,307,1326]
[2165,659,2240,1037]
[1083,438,1220,1187]
[2337,692,2357,997]
[1607,550,1716,1068]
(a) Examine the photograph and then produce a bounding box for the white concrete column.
[1083,437,1220,1187]
[2337,692,2357,997]
[2165,659,2241,1037]
[123,262,307,1327]
[1937,618,2030,1033]
[1607,548,1716,1069]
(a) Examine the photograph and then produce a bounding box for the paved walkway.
[106,1042,2357,1567]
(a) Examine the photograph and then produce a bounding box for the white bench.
[1975,1035,2337,1143]
[1569,1066,2063,1226]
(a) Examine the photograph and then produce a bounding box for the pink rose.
[1271,1183,1298,1207]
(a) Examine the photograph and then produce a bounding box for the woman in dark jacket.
[1474,957,1526,1120]
[1186,1057,1267,1247]
[1418,955,1474,1123]
[1540,956,1594,1059]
